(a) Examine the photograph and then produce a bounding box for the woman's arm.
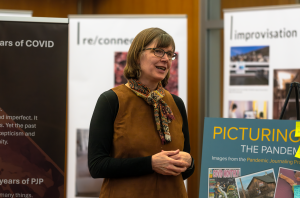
[171,94,195,180]
[88,90,153,178]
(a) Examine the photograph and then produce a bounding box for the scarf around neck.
[127,79,175,145]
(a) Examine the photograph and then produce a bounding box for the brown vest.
[99,85,187,198]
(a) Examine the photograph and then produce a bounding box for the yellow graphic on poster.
[295,146,300,159]
[295,121,300,137]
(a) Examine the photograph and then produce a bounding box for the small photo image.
[235,169,276,198]
[273,69,300,120]
[76,129,103,197]
[208,168,240,198]
[228,101,268,119]
[114,51,179,96]
[114,52,128,87]
[274,167,300,198]
[166,53,179,96]
[230,46,269,86]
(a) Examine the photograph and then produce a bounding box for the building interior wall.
[0,0,298,197]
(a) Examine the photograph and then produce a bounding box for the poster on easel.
[67,15,187,198]
[0,17,68,198]
[223,5,300,120]
[199,117,300,198]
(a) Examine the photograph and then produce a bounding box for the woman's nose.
[161,53,169,61]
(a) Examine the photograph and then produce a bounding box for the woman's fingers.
[173,151,192,167]
[165,162,187,173]
[159,167,181,176]
[152,150,188,176]
[168,154,181,160]
[169,158,190,168]
[161,149,179,156]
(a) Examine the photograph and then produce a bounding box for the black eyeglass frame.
[142,48,177,60]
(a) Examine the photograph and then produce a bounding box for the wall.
[1,0,296,197]
[0,0,200,197]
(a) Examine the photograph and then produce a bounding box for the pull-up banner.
[67,15,187,198]
[0,17,68,198]
[199,118,300,198]
[223,5,300,120]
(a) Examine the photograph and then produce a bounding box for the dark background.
[0,21,68,172]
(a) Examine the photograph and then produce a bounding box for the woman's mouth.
[155,66,166,71]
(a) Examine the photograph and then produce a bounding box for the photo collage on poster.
[114,52,179,96]
[226,46,269,120]
[225,45,300,120]
[208,167,300,198]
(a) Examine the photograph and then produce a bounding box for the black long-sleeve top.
[88,89,194,180]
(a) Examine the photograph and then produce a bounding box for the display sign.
[67,15,188,198]
[199,117,300,198]
[0,17,68,198]
[223,5,300,120]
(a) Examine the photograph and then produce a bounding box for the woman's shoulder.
[99,84,127,99]
[112,84,126,92]
[100,89,117,101]
[167,92,184,108]
[96,89,119,118]
[169,93,184,104]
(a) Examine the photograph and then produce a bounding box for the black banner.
[0,18,68,198]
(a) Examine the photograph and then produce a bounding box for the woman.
[88,27,194,198]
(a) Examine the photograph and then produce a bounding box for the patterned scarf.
[127,79,175,145]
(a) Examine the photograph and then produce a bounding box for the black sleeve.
[88,90,153,178]
[171,94,195,180]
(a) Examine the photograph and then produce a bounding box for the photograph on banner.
[114,51,179,95]
[273,69,300,120]
[230,46,269,86]
[76,129,103,197]
[208,168,240,198]
[274,167,300,198]
[228,101,267,119]
[235,169,275,198]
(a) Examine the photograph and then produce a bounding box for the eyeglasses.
[143,48,177,60]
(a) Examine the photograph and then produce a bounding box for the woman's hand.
[151,149,190,176]
[168,151,192,168]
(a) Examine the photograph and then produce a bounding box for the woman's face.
[138,41,173,87]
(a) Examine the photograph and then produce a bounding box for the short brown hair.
[123,27,175,87]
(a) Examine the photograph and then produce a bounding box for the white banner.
[67,15,187,198]
[224,5,300,120]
